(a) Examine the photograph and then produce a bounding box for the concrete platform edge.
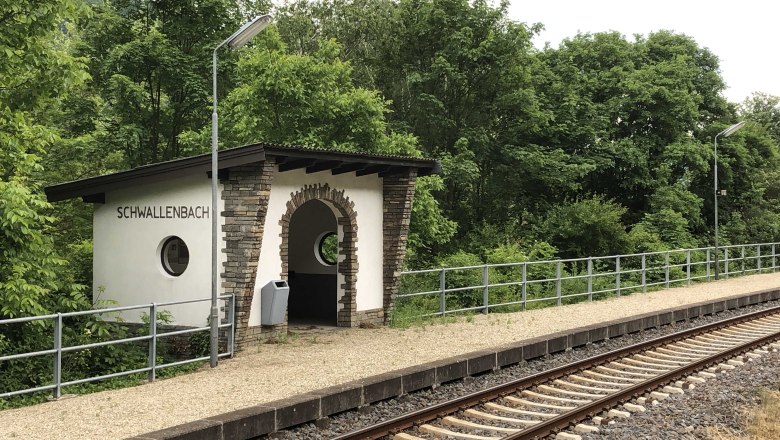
[131,287,780,440]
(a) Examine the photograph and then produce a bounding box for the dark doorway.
[286,200,338,325]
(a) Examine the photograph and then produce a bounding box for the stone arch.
[279,183,358,326]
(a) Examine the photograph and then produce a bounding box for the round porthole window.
[317,232,338,266]
[161,236,189,276]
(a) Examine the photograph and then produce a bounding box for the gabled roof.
[44,142,440,203]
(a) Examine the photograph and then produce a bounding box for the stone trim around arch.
[279,183,359,327]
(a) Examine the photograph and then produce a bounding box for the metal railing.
[0,294,234,400]
[397,242,780,318]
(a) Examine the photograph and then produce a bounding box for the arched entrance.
[280,184,358,327]
[286,200,338,325]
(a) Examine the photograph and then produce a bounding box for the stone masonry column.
[382,169,418,323]
[221,159,275,349]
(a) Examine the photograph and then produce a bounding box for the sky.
[506,0,777,104]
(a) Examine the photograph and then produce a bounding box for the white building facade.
[46,143,438,347]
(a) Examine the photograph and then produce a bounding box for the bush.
[535,197,631,259]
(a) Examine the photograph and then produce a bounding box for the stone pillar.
[382,169,418,323]
[221,159,275,349]
[336,214,358,327]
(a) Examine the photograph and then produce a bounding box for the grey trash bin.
[261,280,290,325]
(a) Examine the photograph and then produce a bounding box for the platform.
[1,273,779,440]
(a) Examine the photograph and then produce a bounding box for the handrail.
[397,242,779,318]
[0,294,235,400]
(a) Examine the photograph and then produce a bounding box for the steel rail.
[331,304,780,440]
[504,326,780,439]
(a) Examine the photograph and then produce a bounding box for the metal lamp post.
[211,14,273,368]
[713,120,746,280]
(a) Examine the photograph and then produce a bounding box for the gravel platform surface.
[1,273,779,439]
[270,301,780,439]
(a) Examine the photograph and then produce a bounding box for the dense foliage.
[2,0,780,401]
[271,0,780,265]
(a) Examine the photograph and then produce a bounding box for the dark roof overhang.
[45,142,440,203]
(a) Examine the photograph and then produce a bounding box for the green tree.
[0,0,90,317]
[406,175,457,264]
[274,0,552,244]
[536,31,729,221]
[535,197,631,259]
[180,29,456,256]
[65,0,244,168]
[274,0,399,87]
[213,32,419,155]
[741,93,780,145]
[381,0,552,236]
[40,0,250,265]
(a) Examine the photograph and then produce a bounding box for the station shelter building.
[45,143,439,348]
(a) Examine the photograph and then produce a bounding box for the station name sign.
[116,205,209,219]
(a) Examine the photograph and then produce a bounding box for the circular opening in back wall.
[161,236,189,276]
[317,232,338,266]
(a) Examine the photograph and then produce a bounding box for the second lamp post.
[713,120,746,280]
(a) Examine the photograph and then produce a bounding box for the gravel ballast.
[1,273,780,440]
[580,343,780,440]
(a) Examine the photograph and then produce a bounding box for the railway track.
[331,305,780,440]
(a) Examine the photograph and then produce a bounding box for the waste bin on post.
[260,280,289,325]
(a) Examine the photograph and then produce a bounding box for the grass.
[0,361,204,410]
[707,389,780,439]
[388,303,462,329]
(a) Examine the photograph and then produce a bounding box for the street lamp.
[713,120,746,280]
[211,14,273,368]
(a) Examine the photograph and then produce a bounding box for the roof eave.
[44,143,439,203]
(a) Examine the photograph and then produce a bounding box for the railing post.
[521,263,527,311]
[149,303,157,382]
[686,250,691,286]
[482,265,489,314]
[587,258,593,300]
[757,245,762,273]
[725,248,729,278]
[439,269,446,316]
[556,261,562,306]
[741,245,745,274]
[615,256,621,297]
[641,254,646,292]
[664,251,670,288]
[773,244,777,272]
[227,294,235,356]
[53,313,62,399]
[706,248,711,281]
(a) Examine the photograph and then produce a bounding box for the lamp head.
[226,15,273,49]
[719,121,746,138]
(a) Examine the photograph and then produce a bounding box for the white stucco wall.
[93,174,224,327]
[250,168,384,326]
